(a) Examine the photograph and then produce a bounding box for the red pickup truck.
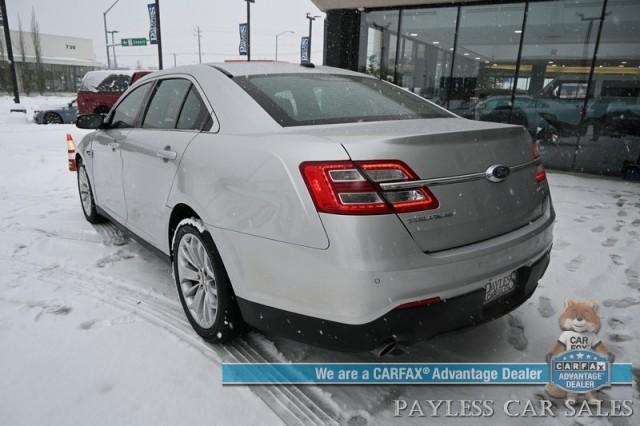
[77,70,151,115]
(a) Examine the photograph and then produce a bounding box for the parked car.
[475,74,640,142]
[77,70,151,115]
[33,99,78,124]
[74,63,554,354]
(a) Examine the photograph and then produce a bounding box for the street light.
[307,12,320,62]
[107,30,119,69]
[306,13,320,63]
[275,30,294,61]
[103,0,121,69]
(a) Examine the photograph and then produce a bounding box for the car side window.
[110,82,152,129]
[142,79,191,129]
[176,86,212,131]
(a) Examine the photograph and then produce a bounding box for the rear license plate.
[483,272,517,304]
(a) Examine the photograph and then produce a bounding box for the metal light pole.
[107,30,119,69]
[155,0,163,69]
[103,0,121,69]
[305,13,320,63]
[245,0,254,61]
[0,0,20,103]
[275,30,294,61]
[194,26,203,64]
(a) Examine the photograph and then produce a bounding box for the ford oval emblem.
[485,164,510,182]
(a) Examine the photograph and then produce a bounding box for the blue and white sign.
[550,350,610,394]
[222,362,632,385]
[147,3,158,45]
[239,23,248,56]
[300,36,310,63]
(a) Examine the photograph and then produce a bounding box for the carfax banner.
[223,360,633,386]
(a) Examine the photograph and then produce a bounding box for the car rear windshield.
[79,72,133,93]
[233,73,452,127]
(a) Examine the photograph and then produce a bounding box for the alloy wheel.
[177,233,218,328]
[78,167,93,215]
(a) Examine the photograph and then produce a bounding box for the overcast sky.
[4,0,325,68]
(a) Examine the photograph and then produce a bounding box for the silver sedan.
[75,62,554,354]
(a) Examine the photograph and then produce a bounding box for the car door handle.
[156,150,177,161]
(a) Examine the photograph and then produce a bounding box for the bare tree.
[17,15,31,95]
[0,27,8,93]
[30,8,45,93]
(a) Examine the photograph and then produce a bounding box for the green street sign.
[121,38,148,47]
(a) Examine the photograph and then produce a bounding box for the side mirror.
[76,114,104,129]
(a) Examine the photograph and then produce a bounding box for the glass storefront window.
[358,10,399,82]
[452,3,525,118]
[578,0,640,174]
[346,1,639,176]
[395,7,457,106]
[515,0,603,167]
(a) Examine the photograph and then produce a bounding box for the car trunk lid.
[298,118,547,252]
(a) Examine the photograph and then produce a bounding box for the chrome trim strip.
[379,158,541,190]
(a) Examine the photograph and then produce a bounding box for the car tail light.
[531,143,546,183]
[300,160,439,215]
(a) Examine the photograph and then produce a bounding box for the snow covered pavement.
[0,96,638,425]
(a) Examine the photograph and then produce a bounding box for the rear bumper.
[237,251,550,353]
[208,197,554,325]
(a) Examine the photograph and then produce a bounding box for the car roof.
[206,61,364,78]
[134,62,368,85]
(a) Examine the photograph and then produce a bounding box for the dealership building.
[0,31,100,93]
[314,0,640,175]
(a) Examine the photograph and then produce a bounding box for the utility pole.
[103,0,121,69]
[245,0,254,61]
[194,26,202,64]
[275,30,293,61]
[306,13,320,63]
[0,0,19,103]
[173,53,177,67]
[155,0,163,70]
[107,30,119,69]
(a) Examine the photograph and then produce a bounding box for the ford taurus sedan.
[74,62,554,354]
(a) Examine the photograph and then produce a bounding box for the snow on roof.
[79,70,137,92]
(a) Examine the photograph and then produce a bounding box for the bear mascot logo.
[544,299,612,403]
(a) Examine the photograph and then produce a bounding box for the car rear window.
[233,73,452,127]
[79,72,134,93]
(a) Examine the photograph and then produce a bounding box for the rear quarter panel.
[168,132,348,250]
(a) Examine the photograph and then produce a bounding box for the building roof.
[311,0,479,11]
[0,30,99,67]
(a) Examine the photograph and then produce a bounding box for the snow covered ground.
[0,96,638,425]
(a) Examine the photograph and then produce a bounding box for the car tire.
[77,162,106,224]
[43,112,63,124]
[172,220,244,343]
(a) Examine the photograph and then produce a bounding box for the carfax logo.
[550,350,610,394]
[545,299,614,403]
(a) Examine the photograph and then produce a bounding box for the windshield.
[234,73,452,127]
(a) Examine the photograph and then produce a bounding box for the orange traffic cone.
[66,133,77,172]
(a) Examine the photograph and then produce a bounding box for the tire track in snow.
[18,259,343,426]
